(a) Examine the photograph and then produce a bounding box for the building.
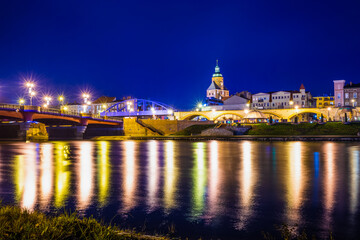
[206,60,229,101]
[334,80,360,107]
[67,96,117,115]
[313,95,334,108]
[251,84,312,109]
[204,94,249,111]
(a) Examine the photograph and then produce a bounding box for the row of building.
[205,61,357,111]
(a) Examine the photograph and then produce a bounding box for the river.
[0,140,359,239]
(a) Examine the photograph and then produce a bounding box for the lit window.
[354,93,357,98]
[345,93,349,99]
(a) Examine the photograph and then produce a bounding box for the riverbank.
[92,135,360,141]
[0,205,169,240]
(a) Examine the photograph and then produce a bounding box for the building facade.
[251,84,312,109]
[333,80,360,107]
[206,60,229,101]
[313,95,334,108]
[67,96,117,115]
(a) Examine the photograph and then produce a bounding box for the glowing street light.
[43,96,52,107]
[26,82,35,105]
[19,98,25,105]
[289,100,294,108]
[58,95,64,106]
[244,109,249,114]
[82,93,90,104]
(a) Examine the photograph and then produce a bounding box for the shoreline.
[91,135,360,141]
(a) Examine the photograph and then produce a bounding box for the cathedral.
[206,60,229,100]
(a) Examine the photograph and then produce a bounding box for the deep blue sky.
[1,0,360,109]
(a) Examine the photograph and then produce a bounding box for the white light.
[168,109,173,115]
[245,109,249,114]
[151,107,155,112]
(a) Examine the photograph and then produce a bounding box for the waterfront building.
[67,96,117,115]
[333,80,360,107]
[204,94,249,111]
[313,95,334,108]
[251,84,312,109]
[206,60,229,101]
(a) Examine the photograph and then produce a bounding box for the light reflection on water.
[1,140,360,239]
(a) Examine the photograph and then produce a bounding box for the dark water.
[0,140,359,239]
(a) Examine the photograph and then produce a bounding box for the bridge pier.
[21,111,35,122]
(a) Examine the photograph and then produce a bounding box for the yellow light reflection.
[323,142,336,228]
[285,142,305,225]
[236,141,256,229]
[349,146,359,216]
[40,143,53,210]
[13,144,37,210]
[191,142,207,217]
[54,142,71,208]
[147,140,159,211]
[206,141,221,219]
[164,141,177,210]
[77,142,94,210]
[97,141,111,206]
[122,141,137,211]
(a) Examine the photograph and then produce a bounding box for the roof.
[300,84,305,89]
[92,96,116,104]
[207,81,221,90]
[344,83,360,88]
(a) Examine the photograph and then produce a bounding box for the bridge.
[0,104,121,126]
[0,104,123,140]
[174,107,360,122]
[100,98,175,118]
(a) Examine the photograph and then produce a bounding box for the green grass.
[247,122,360,135]
[0,205,170,240]
[171,124,215,136]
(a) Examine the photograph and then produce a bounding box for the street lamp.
[289,100,294,108]
[30,91,36,106]
[26,82,35,105]
[19,98,25,105]
[351,99,355,107]
[58,95,64,106]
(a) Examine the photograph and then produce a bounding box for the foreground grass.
[247,122,360,135]
[171,124,215,136]
[0,205,169,240]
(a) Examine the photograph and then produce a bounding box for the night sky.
[1,0,360,109]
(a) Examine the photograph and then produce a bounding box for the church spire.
[213,59,222,77]
[215,59,220,73]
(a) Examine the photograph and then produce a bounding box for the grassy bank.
[0,205,168,240]
[247,122,360,135]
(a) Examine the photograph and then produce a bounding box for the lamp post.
[351,99,355,107]
[289,100,294,109]
[58,96,64,107]
[327,107,331,122]
[151,107,155,119]
[19,99,25,106]
[26,82,35,106]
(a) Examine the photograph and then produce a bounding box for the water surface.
[0,140,359,239]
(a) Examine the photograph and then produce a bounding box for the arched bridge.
[174,107,360,122]
[0,104,121,126]
[100,98,175,118]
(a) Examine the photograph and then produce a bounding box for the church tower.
[206,60,229,100]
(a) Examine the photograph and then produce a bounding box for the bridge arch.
[287,109,324,121]
[101,98,175,117]
[213,112,244,122]
[182,113,211,121]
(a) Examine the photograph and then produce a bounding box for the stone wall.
[123,118,214,136]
